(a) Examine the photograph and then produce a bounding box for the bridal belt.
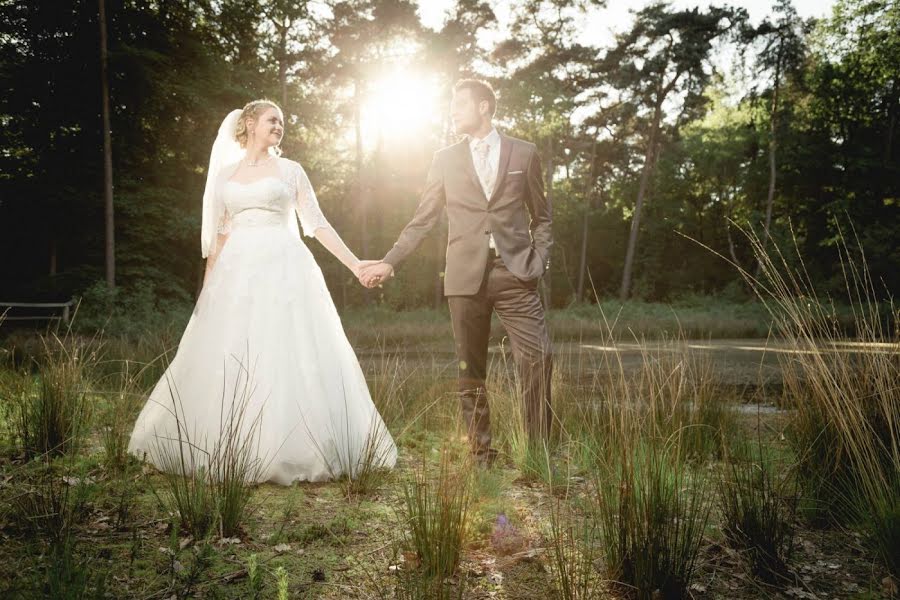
[231,210,288,228]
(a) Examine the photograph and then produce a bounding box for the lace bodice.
[215,158,331,239]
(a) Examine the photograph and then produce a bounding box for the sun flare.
[360,70,444,146]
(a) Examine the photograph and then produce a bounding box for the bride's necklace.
[245,154,273,168]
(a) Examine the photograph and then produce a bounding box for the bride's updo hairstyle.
[235,99,283,156]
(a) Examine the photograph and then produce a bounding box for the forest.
[1,0,897,315]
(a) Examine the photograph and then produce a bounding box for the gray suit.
[383,132,553,454]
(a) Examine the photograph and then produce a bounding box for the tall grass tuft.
[547,308,726,597]
[328,411,396,500]
[150,354,266,538]
[717,441,797,582]
[566,330,736,472]
[401,447,474,579]
[11,331,96,458]
[702,221,899,575]
[6,459,96,543]
[546,497,603,599]
[303,375,398,500]
[365,542,466,600]
[592,438,711,599]
[100,359,154,472]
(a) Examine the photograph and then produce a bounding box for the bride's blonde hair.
[235,99,283,156]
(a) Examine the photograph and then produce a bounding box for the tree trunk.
[435,110,454,309]
[354,78,368,259]
[49,238,57,276]
[99,0,115,289]
[757,40,782,278]
[577,137,598,302]
[541,136,554,308]
[884,78,897,164]
[277,21,289,109]
[620,102,662,301]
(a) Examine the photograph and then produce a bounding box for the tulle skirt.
[127,223,398,485]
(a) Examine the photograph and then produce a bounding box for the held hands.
[352,260,381,280]
[356,261,394,288]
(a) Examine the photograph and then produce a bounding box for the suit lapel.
[490,133,513,203]
[458,139,488,203]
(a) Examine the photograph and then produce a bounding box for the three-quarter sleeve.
[216,206,232,236]
[292,162,331,237]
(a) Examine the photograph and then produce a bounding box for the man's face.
[450,88,484,136]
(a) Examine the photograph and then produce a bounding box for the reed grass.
[10,331,97,458]
[401,447,474,579]
[365,542,466,600]
[302,376,397,500]
[717,440,798,582]
[546,497,603,599]
[698,221,900,575]
[149,353,266,539]
[591,435,711,599]
[99,358,156,472]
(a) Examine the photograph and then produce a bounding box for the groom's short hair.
[454,79,497,117]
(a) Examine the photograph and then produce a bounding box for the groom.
[359,79,553,464]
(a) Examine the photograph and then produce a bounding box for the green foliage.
[149,358,266,539]
[718,442,798,582]
[1,0,896,310]
[593,440,712,600]
[74,280,192,339]
[10,333,95,459]
[401,449,473,579]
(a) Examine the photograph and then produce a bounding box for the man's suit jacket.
[383,132,552,296]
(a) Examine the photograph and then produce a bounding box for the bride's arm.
[291,160,371,277]
[313,226,366,276]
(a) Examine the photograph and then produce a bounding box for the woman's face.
[248,106,284,148]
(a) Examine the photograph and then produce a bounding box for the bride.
[127,100,398,485]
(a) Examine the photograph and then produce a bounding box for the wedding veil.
[201,109,244,258]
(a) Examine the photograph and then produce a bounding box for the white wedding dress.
[128,157,397,485]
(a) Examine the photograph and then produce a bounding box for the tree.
[742,0,807,276]
[604,3,746,300]
[99,0,115,289]
[325,0,423,261]
[495,0,603,306]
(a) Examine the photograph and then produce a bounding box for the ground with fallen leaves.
[0,338,896,598]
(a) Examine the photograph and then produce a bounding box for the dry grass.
[689,220,900,576]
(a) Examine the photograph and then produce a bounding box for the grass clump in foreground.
[591,437,711,599]
[147,354,267,539]
[717,440,798,583]
[542,316,727,597]
[401,446,474,579]
[10,330,96,459]
[712,222,900,577]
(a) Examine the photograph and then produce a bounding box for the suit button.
[484,230,491,235]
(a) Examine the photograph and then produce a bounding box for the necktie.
[474,139,495,199]
[474,139,497,252]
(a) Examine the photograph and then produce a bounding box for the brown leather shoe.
[474,448,499,468]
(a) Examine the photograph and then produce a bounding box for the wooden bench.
[0,299,78,326]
